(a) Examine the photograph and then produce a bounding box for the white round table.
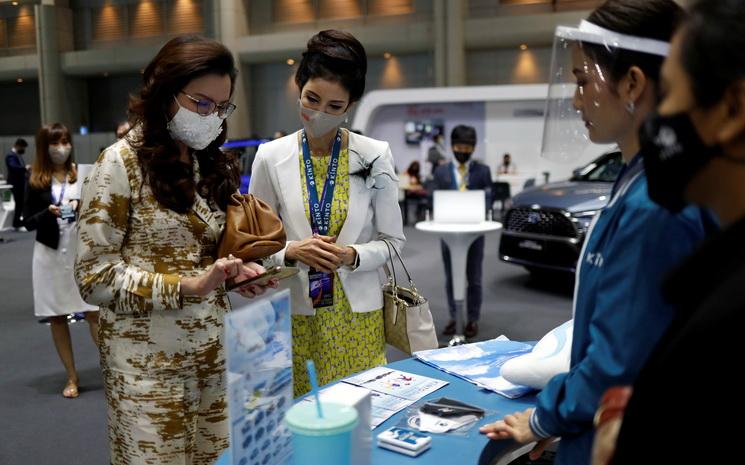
[415,221,503,345]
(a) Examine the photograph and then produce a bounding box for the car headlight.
[571,210,598,234]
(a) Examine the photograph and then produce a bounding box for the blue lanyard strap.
[302,129,342,236]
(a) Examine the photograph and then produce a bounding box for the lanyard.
[302,129,342,236]
[52,177,67,206]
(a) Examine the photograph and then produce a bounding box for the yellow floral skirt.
[291,278,386,397]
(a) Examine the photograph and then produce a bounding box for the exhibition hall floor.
[0,227,572,464]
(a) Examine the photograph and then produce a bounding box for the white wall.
[366,101,486,173]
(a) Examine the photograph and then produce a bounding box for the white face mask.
[298,99,348,138]
[49,145,72,165]
[167,97,224,150]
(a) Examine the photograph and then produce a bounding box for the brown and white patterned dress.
[75,138,231,465]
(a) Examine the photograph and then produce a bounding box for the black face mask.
[454,151,472,165]
[17,149,25,155]
[640,111,720,213]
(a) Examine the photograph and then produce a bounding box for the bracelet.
[594,386,633,428]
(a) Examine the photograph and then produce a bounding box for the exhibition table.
[215,357,537,465]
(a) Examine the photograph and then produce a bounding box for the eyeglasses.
[180,92,236,119]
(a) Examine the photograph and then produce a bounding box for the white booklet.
[344,367,448,401]
[343,367,448,427]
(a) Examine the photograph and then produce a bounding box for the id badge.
[309,270,334,308]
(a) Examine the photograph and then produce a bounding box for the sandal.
[63,380,79,399]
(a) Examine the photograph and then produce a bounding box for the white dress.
[32,177,98,317]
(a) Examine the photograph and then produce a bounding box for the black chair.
[492,181,511,215]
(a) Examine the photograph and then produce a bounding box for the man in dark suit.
[433,125,492,338]
[4,138,29,230]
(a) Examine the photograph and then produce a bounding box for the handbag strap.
[383,239,399,292]
[382,239,422,298]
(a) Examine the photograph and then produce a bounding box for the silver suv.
[498,151,623,274]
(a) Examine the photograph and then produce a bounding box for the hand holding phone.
[227,266,299,291]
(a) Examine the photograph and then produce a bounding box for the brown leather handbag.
[217,193,286,261]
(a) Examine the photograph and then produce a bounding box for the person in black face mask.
[595,1,745,464]
[433,125,492,338]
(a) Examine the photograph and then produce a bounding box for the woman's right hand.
[285,235,344,273]
[181,256,245,297]
[48,204,61,217]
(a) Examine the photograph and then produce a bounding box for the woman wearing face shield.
[249,30,405,396]
[480,2,713,464]
[75,35,272,464]
[593,1,745,463]
[23,123,99,399]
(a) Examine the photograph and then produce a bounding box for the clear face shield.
[541,20,670,163]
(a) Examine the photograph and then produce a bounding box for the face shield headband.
[540,20,670,164]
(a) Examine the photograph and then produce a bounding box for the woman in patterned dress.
[75,35,273,464]
[249,30,406,396]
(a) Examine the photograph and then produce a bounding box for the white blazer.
[249,130,406,316]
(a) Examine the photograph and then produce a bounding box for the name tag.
[309,270,334,308]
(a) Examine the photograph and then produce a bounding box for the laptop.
[433,190,486,224]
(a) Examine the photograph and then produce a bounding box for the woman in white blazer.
[249,30,405,396]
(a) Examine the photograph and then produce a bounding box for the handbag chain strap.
[383,239,423,303]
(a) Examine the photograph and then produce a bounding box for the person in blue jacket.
[4,138,29,230]
[479,1,713,464]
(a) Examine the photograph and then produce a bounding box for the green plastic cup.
[284,402,358,465]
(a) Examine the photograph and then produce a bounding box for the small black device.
[226,266,299,291]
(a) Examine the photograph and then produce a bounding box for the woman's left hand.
[479,408,539,443]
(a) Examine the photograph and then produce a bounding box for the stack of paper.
[342,367,449,428]
[414,337,535,398]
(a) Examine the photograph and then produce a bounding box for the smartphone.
[226,266,299,291]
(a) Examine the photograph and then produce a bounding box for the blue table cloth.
[215,358,537,465]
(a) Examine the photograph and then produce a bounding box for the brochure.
[413,336,534,398]
[225,290,293,465]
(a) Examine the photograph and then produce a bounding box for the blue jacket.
[433,160,493,205]
[5,150,27,188]
[529,159,711,465]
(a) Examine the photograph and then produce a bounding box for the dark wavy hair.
[127,34,239,213]
[30,123,77,190]
[295,30,367,103]
[584,0,686,87]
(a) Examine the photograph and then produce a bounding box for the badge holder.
[397,397,492,437]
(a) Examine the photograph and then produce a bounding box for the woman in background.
[24,123,98,399]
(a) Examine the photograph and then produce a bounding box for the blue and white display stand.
[225,289,293,465]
